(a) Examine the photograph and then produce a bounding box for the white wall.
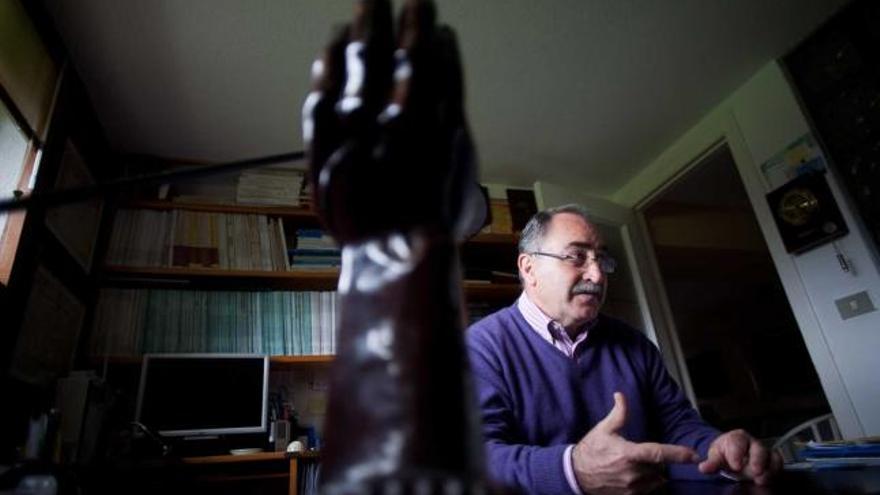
[613,62,880,438]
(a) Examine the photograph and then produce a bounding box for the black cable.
[130,421,172,457]
[0,150,306,212]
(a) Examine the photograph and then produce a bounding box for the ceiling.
[41,0,848,197]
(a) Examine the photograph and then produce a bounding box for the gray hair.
[518,203,592,254]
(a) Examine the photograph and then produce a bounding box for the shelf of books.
[94,189,522,363]
[125,199,319,221]
[89,289,340,357]
[89,281,518,360]
[102,265,341,290]
[105,204,338,272]
[107,202,515,270]
[94,354,334,368]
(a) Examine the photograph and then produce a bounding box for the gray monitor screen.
[135,354,268,437]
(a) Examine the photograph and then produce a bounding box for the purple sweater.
[466,305,720,494]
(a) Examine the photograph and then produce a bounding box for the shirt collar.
[517,292,596,345]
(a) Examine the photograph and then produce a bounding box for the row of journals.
[236,169,304,207]
[105,209,341,270]
[90,289,338,356]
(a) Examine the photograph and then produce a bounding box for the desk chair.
[772,413,841,463]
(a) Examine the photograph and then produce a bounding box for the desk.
[653,468,880,495]
[81,451,320,495]
[72,462,880,495]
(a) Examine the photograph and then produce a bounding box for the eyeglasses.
[529,249,617,274]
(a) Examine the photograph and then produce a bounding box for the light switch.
[835,291,876,320]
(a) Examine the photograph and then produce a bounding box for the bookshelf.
[90,191,521,489]
[91,196,521,359]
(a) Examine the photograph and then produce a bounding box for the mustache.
[572,281,603,297]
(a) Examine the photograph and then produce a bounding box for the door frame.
[630,140,734,407]
[616,109,864,438]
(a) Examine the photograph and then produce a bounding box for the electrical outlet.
[835,291,876,320]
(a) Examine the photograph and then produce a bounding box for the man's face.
[520,213,608,329]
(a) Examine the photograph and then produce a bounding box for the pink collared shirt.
[516,292,594,358]
[516,292,594,494]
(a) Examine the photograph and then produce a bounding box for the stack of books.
[290,229,341,269]
[236,169,304,206]
[789,438,880,470]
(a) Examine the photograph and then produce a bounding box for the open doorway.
[640,144,830,439]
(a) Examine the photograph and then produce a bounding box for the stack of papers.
[236,169,304,206]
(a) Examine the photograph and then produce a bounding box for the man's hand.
[698,429,782,485]
[572,392,701,495]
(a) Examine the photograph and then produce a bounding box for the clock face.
[778,188,819,226]
[765,172,848,254]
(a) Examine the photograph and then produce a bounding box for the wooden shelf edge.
[101,266,340,291]
[179,450,321,464]
[101,266,519,298]
[182,451,287,464]
[93,355,335,366]
[103,265,340,279]
[123,199,318,220]
[270,355,334,365]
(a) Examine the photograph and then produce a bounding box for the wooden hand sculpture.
[302,1,487,493]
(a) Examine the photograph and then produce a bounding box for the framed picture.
[759,133,826,190]
[506,188,537,233]
[45,140,103,272]
[766,171,848,254]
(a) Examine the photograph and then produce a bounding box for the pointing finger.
[630,442,701,465]
[698,443,724,474]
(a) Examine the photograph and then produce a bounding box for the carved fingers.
[303,0,476,244]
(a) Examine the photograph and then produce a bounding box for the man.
[466,204,781,495]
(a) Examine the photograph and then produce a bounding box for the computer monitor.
[135,354,269,437]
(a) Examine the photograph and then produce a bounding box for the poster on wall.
[45,140,103,272]
[10,264,86,385]
[759,133,827,190]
